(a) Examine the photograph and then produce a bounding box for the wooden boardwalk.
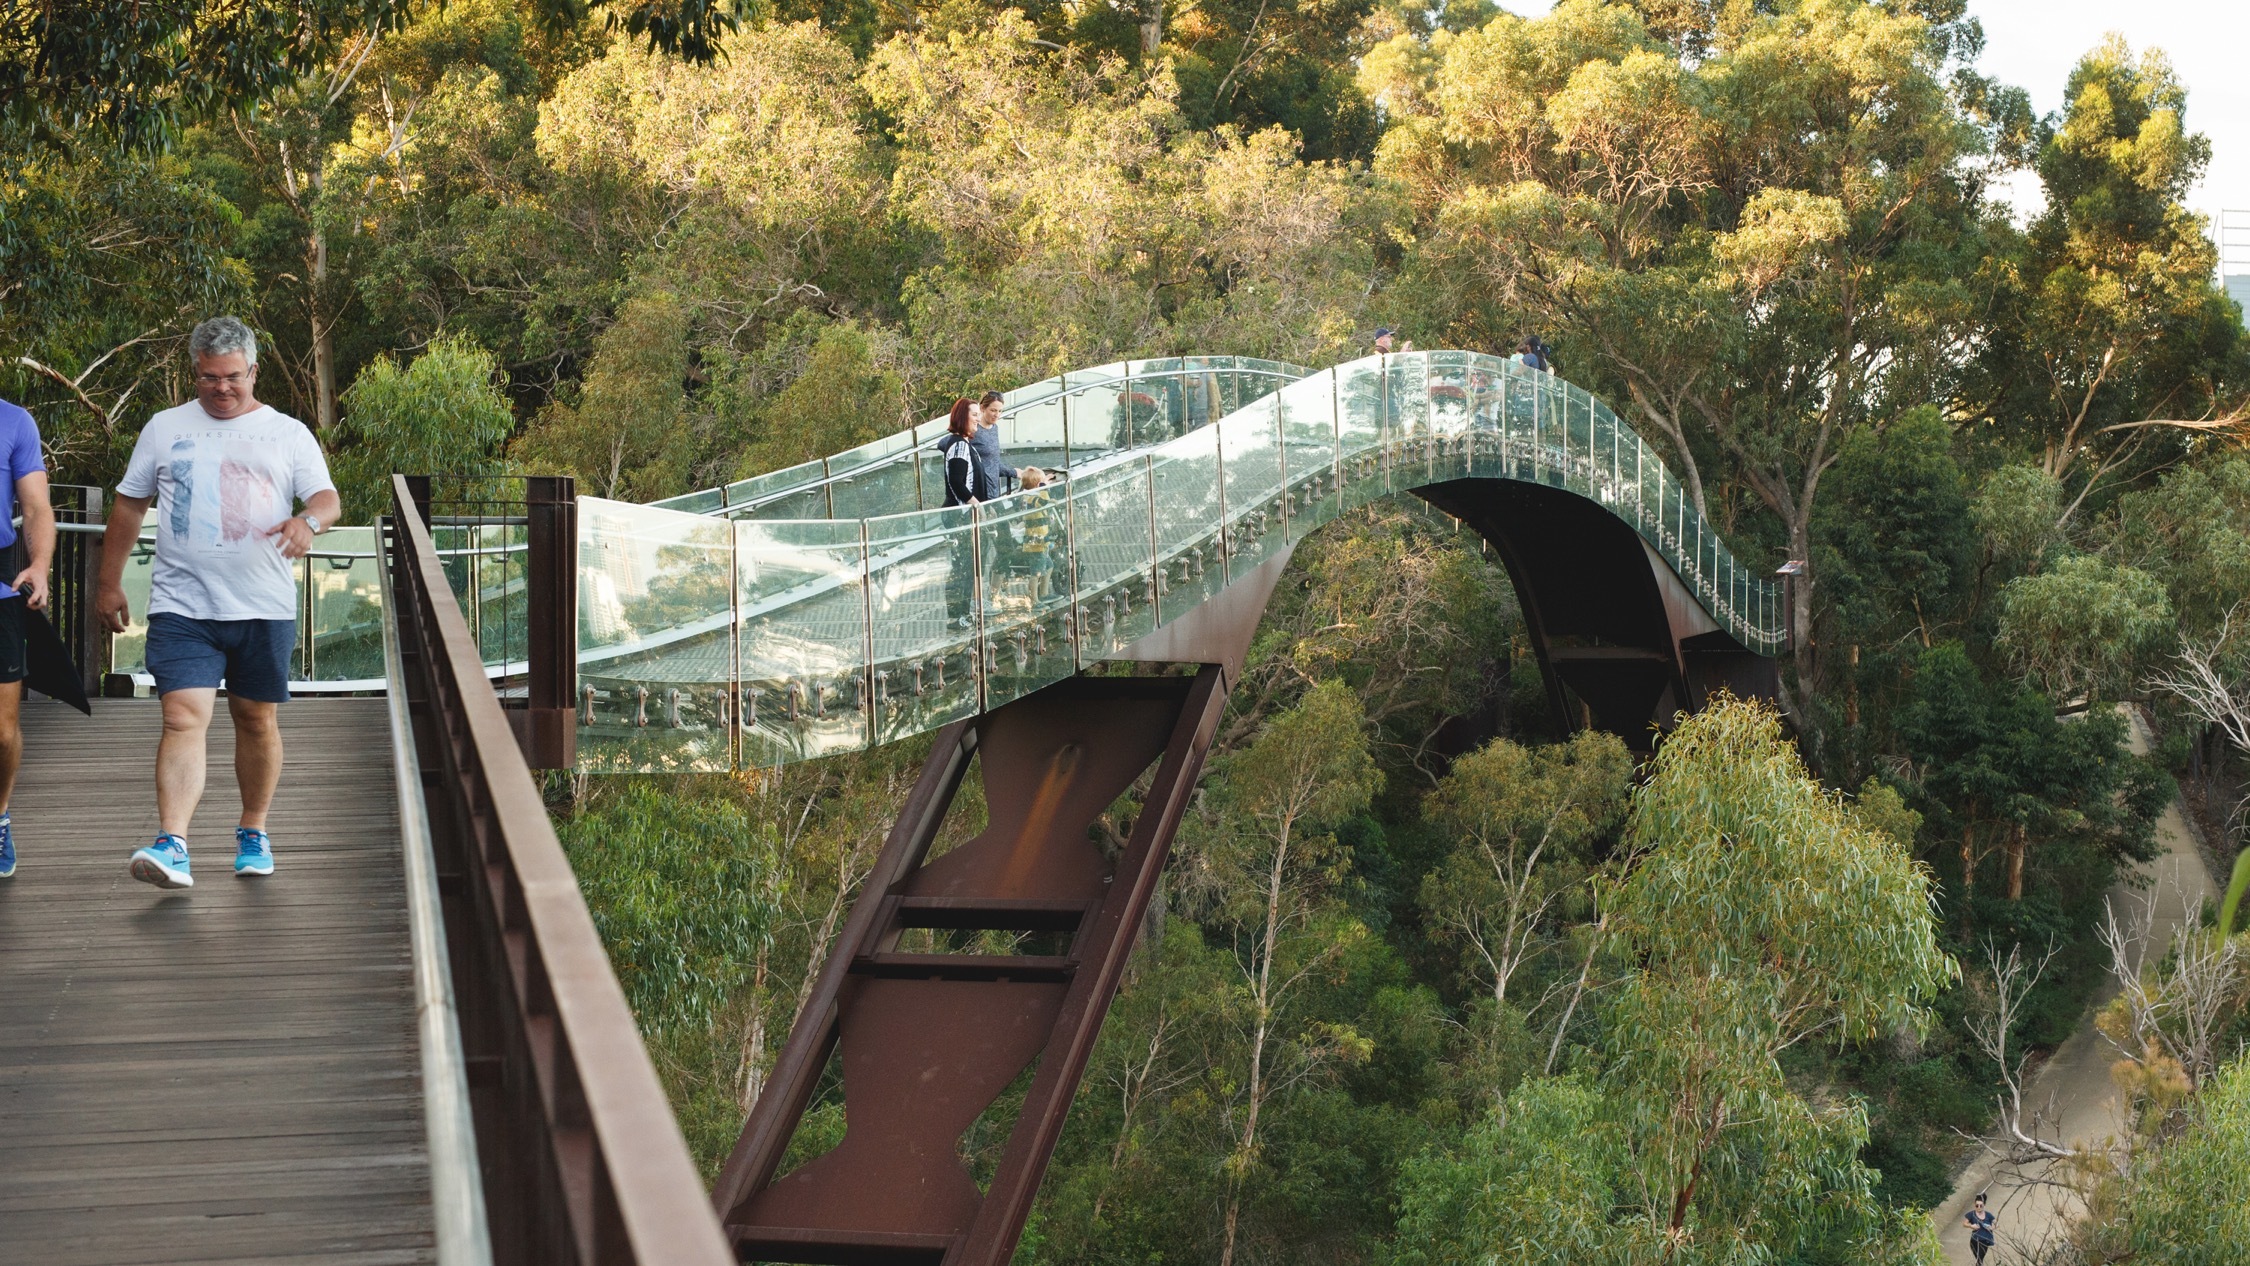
[0,697,435,1266]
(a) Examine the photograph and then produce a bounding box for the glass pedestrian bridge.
[105,351,1785,770]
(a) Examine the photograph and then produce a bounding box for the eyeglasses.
[195,372,252,387]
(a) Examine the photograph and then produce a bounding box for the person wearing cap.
[0,393,55,880]
[93,316,340,890]
[1373,327,1395,354]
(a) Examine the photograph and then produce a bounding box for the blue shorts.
[144,613,296,703]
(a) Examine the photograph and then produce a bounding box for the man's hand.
[11,567,49,611]
[266,515,315,559]
[95,581,131,633]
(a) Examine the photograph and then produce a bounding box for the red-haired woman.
[940,398,982,627]
[941,398,981,508]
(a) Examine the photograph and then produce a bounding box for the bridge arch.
[573,351,1784,772]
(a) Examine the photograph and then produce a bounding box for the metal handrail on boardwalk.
[386,473,733,1266]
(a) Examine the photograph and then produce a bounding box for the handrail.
[387,473,734,1265]
[654,357,1310,519]
[377,515,493,1265]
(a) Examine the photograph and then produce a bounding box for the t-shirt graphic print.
[120,403,336,622]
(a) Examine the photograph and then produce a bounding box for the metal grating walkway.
[0,697,433,1266]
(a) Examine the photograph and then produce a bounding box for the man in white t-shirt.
[94,317,341,890]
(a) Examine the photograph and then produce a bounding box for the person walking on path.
[972,391,1017,503]
[1963,1193,1996,1262]
[93,316,340,890]
[0,396,56,880]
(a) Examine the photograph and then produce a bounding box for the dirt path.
[1931,709,2215,1264]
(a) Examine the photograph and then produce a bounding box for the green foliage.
[1389,1076,1633,1266]
[0,0,408,152]
[511,291,696,499]
[1899,642,2169,907]
[1996,553,2173,701]
[1815,405,1976,650]
[556,780,776,1037]
[1418,730,1630,1003]
[331,333,516,520]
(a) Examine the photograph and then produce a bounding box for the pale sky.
[1496,0,2250,274]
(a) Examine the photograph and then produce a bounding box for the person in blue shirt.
[1963,1192,1996,1262]
[0,396,57,880]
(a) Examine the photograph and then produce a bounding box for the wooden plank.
[0,698,436,1263]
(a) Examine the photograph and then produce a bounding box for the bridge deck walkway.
[0,698,433,1265]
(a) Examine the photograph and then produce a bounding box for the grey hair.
[189,316,258,368]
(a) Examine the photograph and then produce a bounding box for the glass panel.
[1385,353,1429,489]
[108,509,160,681]
[1006,393,1071,473]
[865,505,982,746]
[1499,366,1535,480]
[723,458,827,514]
[1221,395,1286,581]
[738,516,872,766]
[1062,381,1129,465]
[737,485,832,523]
[828,459,923,522]
[306,528,384,682]
[1425,351,1473,483]
[1150,424,1227,624]
[1066,459,1159,662]
[1277,373,1342,545]
[653,487,724,514]
[1335,358,1388,508]
[576,499,737,773]
[978,483,1078,709]
[1539,377,1569,485]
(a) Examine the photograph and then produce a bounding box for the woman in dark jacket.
[940,399,981,626]
[942,398,981,508]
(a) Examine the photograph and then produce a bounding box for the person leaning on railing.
[92,316,342,891]
[973,390,1018,500]
[0,392,56,881]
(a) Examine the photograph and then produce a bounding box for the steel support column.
[714,667,1234,1266]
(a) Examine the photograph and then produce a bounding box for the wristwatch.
[300,513,323,536]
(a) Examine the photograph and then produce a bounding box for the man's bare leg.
[0,679,22,815]
[156,688,216,838]
[230,695,281,831]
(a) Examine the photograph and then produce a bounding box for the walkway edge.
[383,516,495,1265]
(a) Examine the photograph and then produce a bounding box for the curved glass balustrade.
[575,351,1786,772]
[648,356,1310,521]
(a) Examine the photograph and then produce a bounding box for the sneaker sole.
[129,856,193,889]
[235,860,274,877]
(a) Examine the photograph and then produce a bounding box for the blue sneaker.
[129,834,193,889]
[234,827,275,877]
[0,813,14,879]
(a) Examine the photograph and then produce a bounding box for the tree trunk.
[1139,0,1162,59]
[308,225,337,431]
[2006,823,2026,901]
[1961,821,1976,893]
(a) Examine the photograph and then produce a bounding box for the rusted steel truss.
[713,667,1231,1265]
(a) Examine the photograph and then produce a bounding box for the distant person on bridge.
[973,391,1017,502]
[1517,336,1555,374]
[94,317,341,890]
[941,399,982,627]
[0,394,56,881]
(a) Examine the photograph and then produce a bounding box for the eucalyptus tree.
[1968,37,2250,519]
[1392,700,1952,1264]
[1418,729,1631,1007]
[1376,0,2010,703]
